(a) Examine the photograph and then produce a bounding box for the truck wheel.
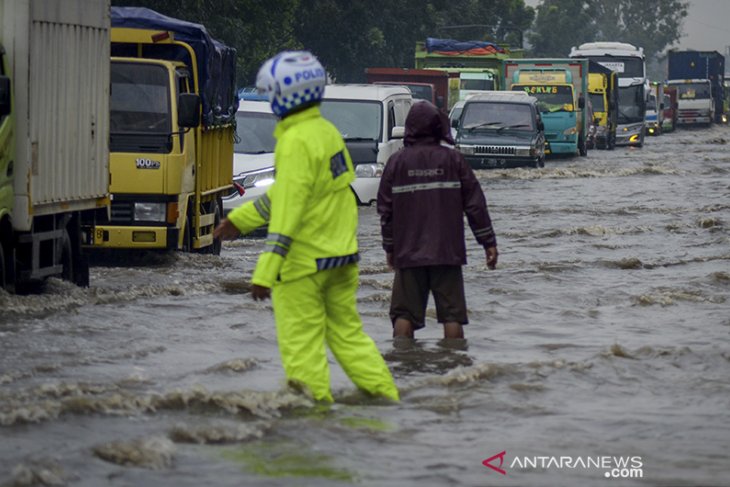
[60,229,75,283]
[0,242,16,294]
[0,242,7,291]
[207,199,222,256]
[579,135,588,156]
[182,217,193,252]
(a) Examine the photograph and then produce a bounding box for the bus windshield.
[617,85,645,123]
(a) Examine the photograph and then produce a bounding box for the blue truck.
[502,59,589,157]
[666,50,725,125]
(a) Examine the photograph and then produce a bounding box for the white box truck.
[0,0,110,292]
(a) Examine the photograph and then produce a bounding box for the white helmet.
[256,51,326,118]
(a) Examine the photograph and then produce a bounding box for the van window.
[387,101,396,138]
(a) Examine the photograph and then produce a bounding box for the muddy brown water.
[1,126,729,486]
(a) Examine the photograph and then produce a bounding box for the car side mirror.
[451,118,459,128]
[178,93,201,128]
[537,121,544,131]
[391,126,405,139]
[578,95,585,109]
[0,75,11,117]
[436,95,445,109]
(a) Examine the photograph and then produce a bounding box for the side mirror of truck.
[537,121,545,131]
[0,75,11,117]
[178,93,201,128]
[578,95,585,110]
[436,95,445,109]
[451,118,459,129]
[391,126,405,139]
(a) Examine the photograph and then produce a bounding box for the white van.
[321,84,413,205]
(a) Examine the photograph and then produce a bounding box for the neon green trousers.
[272,264,399,402]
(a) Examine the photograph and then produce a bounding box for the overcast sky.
[523,0,730,55]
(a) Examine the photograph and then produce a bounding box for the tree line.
[112,0,688,87]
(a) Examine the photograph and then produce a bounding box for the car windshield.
[461,102,535,131]
[675,83,711,100]
[234,110,277,154]
[513,84,574,113]
[320,100,382,140]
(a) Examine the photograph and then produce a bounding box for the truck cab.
[505,64,587,157]
[84,8,237,255]
[667,79,714,126]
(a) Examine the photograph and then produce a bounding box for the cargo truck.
[365,67,453,110]
[82,7,237,255]
[1,0,110,292]
[415,38,520,103]
[666,50,725,126]
[502,59,589,156]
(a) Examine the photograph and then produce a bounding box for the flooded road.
[1,125,729,486]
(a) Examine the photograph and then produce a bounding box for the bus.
[570,42,647,147]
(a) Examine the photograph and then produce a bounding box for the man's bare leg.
[443,321,464,339]
[393,318,415,338]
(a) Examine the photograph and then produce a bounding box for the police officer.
[214,51,399,403]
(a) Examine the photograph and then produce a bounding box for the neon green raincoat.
[227,106,399,402]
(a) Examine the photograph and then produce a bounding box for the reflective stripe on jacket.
[227,106,359,286]
[377,102,496,269]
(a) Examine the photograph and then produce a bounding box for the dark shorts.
[389,265,468,330]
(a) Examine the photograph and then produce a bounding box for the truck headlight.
[456,144,475,155]
[515,147,531,157]
[355,163,384,178]
[563,127,577,135]
[134,202,166,222]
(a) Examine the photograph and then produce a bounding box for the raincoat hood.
[404,101,455,146]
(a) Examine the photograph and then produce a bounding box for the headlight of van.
[134,202,166,222]
[355,163,384,178]
[456,144,475,155]
[239,168,275,189]
[515,147,531,157]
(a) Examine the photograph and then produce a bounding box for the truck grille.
[474,145,516,156]
[110,201,134,223]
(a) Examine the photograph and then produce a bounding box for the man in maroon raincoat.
[377,101,498,339]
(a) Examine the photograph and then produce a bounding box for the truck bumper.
[545,141,578,155]
[87,225,178,250]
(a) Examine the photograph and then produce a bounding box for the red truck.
[365,67,455,110]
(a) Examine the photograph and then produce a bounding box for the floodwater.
[1,126,729,487]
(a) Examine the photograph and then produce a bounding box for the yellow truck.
[83,7,237,255]
[586,61,618,149]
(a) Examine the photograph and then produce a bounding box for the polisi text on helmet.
[295,68,326,83]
